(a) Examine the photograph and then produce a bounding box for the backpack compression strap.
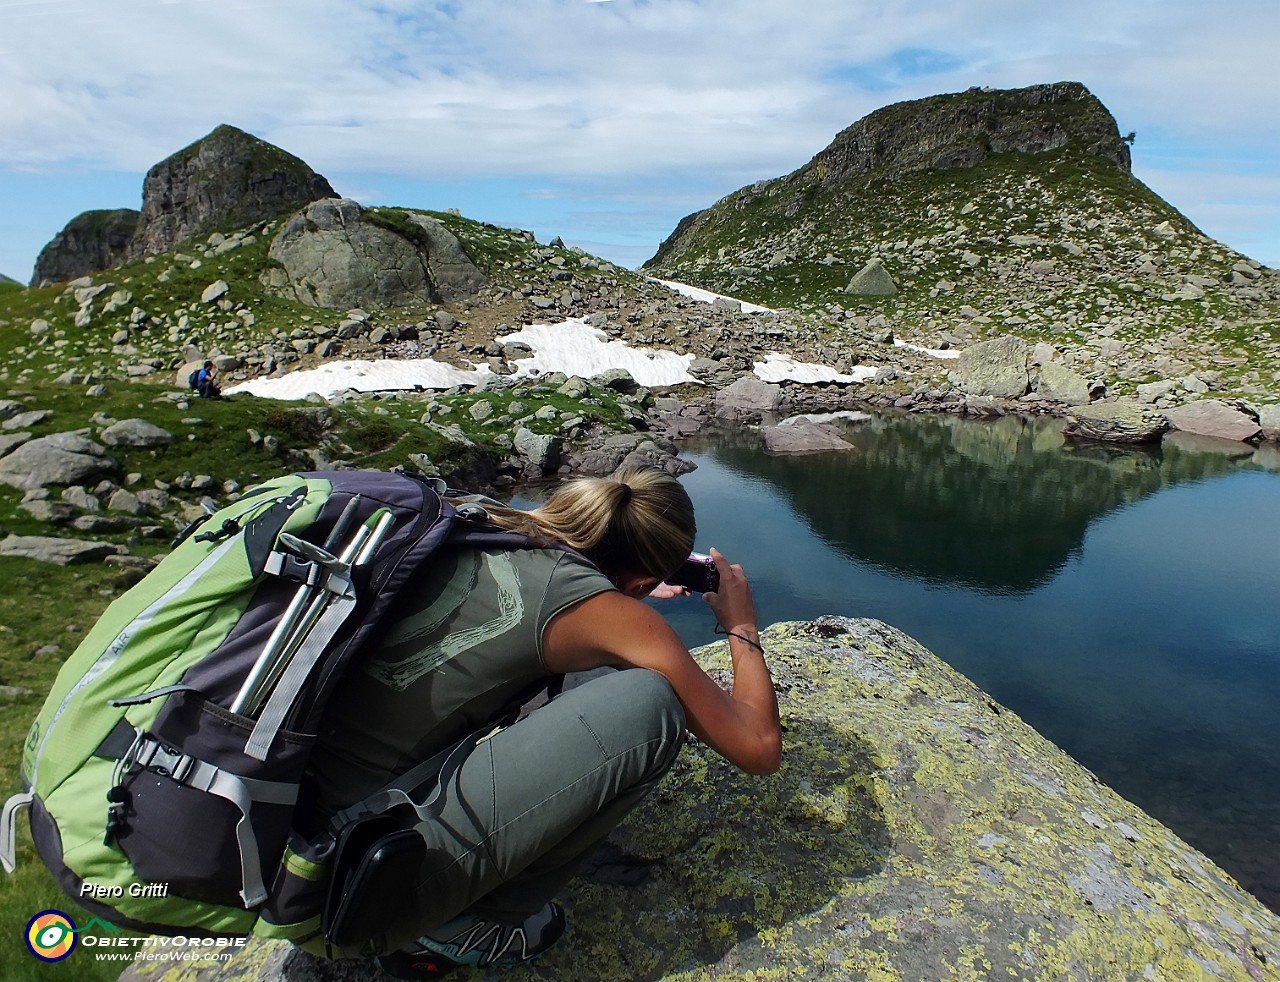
[125,736,298,907]
[0,793,34,874]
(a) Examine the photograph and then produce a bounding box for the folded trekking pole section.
[2,470,477,942]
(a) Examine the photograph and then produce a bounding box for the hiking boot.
[376,903,567,977]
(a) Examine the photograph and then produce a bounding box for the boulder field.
[120,618,1279,981]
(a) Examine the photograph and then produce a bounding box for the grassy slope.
[645,146,1280,399]
[0,208,644,978]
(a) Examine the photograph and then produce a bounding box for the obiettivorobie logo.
[24,910,119,962]
[23,908,247,964]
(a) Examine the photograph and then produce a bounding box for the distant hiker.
[194,360,221,398]
[311,467,781,976]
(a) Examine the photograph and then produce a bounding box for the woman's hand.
[648,581,688,600]
[704,547,757,634]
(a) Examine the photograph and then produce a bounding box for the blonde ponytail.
[478,467,695,581]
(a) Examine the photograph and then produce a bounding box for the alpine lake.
[532,409,1280,913]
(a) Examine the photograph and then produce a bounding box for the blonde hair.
[478,466,696,581]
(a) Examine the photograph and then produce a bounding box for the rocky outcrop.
[649,82,1131,269]
[809,81,1131,185]
[30,209,140,287]
[130,124,336,259]
[266,199,486,309]
[1062,401,1169,443]
[118,618,1280,982]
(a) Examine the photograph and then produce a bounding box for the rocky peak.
[129,123,337,260]
[808,81,1130,185]
[30,208,140,288]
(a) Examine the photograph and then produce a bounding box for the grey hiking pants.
[410,667,685,929]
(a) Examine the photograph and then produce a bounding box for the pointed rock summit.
[132,123,336,259]
[846,258,897,295]
[30,124,337,285]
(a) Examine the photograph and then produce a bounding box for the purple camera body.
[668,553,720,594]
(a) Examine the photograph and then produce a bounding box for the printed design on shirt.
[365,551,524,690]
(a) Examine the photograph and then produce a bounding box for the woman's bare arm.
[542,549,781,775]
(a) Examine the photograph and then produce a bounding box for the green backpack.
[1,469,516,946]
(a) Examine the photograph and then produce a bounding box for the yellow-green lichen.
[121,617,1280,982]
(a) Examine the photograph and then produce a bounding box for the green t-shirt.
[309,546,615,812]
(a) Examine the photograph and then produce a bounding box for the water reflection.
[669,412,1280,913]
[695,414,1248,593]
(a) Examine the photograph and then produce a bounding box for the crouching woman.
[305,466,781,977]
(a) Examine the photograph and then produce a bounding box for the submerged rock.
[763,418,854,454]
[120,618,1279,981]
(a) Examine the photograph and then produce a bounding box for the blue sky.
[1,0,1277,283]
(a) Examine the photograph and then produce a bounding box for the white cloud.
[1,0,1277,276]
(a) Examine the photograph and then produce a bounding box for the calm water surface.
[651,413,1280,911]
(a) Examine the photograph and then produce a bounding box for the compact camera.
[666,553,720,594]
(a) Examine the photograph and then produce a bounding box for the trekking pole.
[241,507,395,717]
[230,495,363,715]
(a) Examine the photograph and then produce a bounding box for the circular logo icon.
[25,910,77,962]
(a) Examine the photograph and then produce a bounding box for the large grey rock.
[714,376,783,423]
[1062,401,1169,444]
[619,442,696,477]
[590,368,642,395]
[0,534,125,565]
[131,123,336,259]
[0,432,32,458]
[269,198,485,309]
[954,336,1030,398]
[845,258,898,295]
[1033,361,1091,405]
[763,419,854,454]
[573,447,627,477]
[404,213,487,301]
[99,419,176,448]
[0,433,119,489]
[1163,400,1262,443]
[2,409,50,431]
[513,428,562,472]
[1259,404,1280,442]
[30,208,139,286]
[118,618,1280,982]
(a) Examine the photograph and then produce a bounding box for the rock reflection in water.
[694,413,1245,593]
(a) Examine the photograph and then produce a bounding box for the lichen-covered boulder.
[268,199,485,309]
[954,335,1030,398]
[119,618,1279,981]
[1034,360,1092,405]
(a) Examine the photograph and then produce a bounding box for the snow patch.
[895,339,960,360]
[498,319,698,387]
[226,357,490,400]
[754,354,878,385]
[650,278,775,314]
